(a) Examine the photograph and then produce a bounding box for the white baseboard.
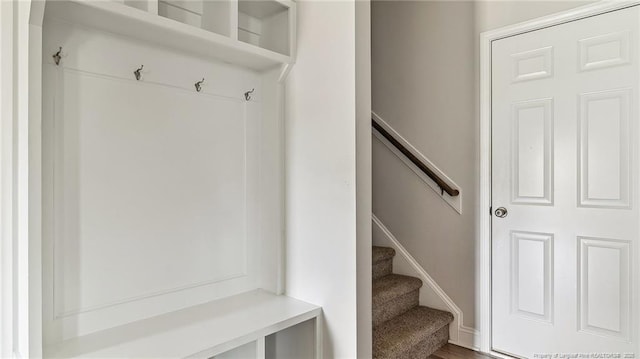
[372,214,479,350]
[456,326,481,351]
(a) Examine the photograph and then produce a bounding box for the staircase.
[372,246,454,358]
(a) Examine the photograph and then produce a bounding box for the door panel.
[492,6,639,357]
[511,98,554,205]
[510,231,554,323]
[579,237,631,341]
[579,89,631,208]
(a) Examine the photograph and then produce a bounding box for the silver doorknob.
[494,207,508,218]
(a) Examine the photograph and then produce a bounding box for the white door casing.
[491,5,639,358]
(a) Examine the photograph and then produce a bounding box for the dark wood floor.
[429,344,496,359]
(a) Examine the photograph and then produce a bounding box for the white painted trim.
[314,312,323,359]
[27,11,44,359]
[0,1,46,357]
[458,326,481,351]
[479,1,640,355]
[0,2,16,357]
[371,111,462,214]
[287,0,296,64]
[256,336,266,359]
[372,214,479,351]
[0,0,44,356]
[481,1,640,42]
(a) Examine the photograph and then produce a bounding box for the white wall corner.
[371,111,463,214]
[371,214,479,350]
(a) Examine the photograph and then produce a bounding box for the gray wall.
[371,0,594,329]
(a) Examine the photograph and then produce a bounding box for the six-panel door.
[492,6,639,357]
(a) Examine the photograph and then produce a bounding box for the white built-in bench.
[45,290,321,358]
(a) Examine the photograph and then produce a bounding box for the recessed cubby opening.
[123,0,157,14]
[265,319,316,359]
[212,341,257,359]
[158,0,203,28]
[238,0,290,56]
[202,1,234,37]
[158,0,233,37]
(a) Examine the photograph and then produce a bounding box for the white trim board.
[372,214,479,351]
[479,1,640,356]
[0,1,46,357]
[371,111,462,214]
[0,2,16,357]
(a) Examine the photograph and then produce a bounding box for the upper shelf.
[44,290,320,358]
[45,0,296,71]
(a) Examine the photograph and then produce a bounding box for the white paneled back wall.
[41,19,277,343]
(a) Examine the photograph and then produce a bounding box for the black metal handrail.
[372,118,460,197]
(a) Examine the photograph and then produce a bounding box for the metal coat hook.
[134,65,144,81]
[195,78,205,92]
[53,47,63,66]
[244,88,255,101]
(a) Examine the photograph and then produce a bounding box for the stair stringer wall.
[372,214,480,350]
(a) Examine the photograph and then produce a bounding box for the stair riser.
[373,289,419,327]
[402,324,449,359]
[372,258,393,280]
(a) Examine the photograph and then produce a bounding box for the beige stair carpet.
[372,246,454,358]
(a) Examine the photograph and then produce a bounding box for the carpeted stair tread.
[373,306,454,359]
[373,274,422,307]
[373,246,396,264]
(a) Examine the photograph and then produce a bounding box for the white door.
[492,6,640,358]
